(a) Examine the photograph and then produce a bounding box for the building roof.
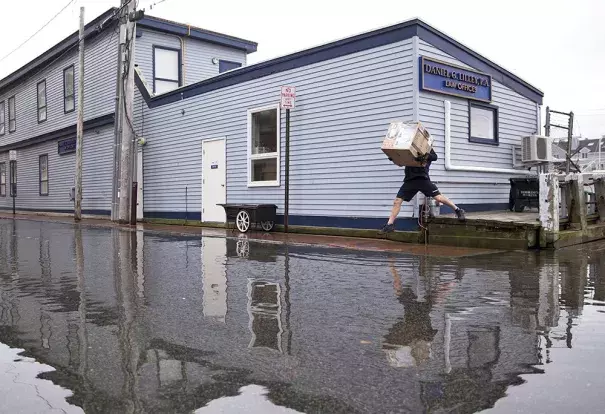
[140,17,544,109]
[0,8,118,94]
[555,138,605,154]
[0,7,257,95]
[138,15,257,53]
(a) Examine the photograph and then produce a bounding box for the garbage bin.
[509,178,539,212]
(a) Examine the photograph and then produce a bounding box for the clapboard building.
[0,8,543,231]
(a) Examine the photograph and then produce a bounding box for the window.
[0,163,5,196]
[39,155,48,195]
[0,101,4,136]
[37,80,47,123]
[63,65,75,113]
[9,160,16,197]
[469,102,498,145]
[582,152,588,159]
[219,60,242,74]
[8,96,15,133]
[248,105,280,186]
[153,46,181,94]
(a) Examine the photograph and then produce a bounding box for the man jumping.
[380,148,465,234]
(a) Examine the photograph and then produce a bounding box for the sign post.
[280,86,296,233]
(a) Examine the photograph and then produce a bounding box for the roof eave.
[0,8,118,93]
[139,17,258,53]
[141,18,544,108]
[415,20,543,102]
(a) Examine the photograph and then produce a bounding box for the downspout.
[164,26,188,85]
[443,100,534,175]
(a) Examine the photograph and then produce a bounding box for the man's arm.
[428,148,438,162]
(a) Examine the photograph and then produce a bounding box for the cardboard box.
[381,121,433,167]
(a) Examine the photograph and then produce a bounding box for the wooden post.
[539,173,560,247]
[118,0,136,224]
[565,173,587,230]
[594,176,605,223]
[74,7,85,221]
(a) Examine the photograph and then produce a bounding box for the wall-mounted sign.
[58,137,76,155]
[419,56,492,102]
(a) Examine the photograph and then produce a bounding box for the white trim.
[202,136,226,144]
[246,278,283,353]
[201,137,227,223]
[444,100,534,175]
[412,36,419,122]
[247,103,281,187]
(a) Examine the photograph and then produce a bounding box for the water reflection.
[0,219,603,413]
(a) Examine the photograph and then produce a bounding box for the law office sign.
[419,56,492,102]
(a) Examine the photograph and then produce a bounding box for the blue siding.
[134,28,247,89]
[416,39,539,206]
[136,39,415,222]
[0,124,115,214]
[0,29,117,148]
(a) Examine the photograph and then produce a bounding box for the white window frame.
[247,104,281,188]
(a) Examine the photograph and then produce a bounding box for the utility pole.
[118,0,137,224]
[74,7,85,221]
[111,10,124,222]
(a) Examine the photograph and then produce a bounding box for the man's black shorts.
[396,179,441,202]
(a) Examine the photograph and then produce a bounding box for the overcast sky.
[1,0,603,138]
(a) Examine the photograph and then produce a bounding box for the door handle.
[221,184,225,187]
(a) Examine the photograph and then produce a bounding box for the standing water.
[0,219,603,413]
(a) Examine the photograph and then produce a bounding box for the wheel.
[260,220,274,232]
[236,210,251,232]
[236,238,250,258]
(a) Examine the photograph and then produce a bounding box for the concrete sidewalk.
[0,212,496,258]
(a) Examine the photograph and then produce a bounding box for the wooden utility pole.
[74,7,85,221]
[111,13,124,222]
[118,0,136,224]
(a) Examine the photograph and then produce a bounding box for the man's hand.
[414,153,428,165]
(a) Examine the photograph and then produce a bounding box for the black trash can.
[509,178,539,212]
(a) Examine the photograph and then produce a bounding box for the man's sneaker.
[455,208,466,222]
[379,223,395,234]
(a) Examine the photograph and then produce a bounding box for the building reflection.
[202,237,227,323]
[0,218,602,413]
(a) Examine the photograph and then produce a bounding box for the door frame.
[201,137,227,223]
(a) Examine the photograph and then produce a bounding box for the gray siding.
[417,39,539,206]
[0,30,117,147]
[135,28,247,91]
[0,124,114,213]
[136,39,415,218]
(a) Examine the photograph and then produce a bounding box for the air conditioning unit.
[521,135,553,163]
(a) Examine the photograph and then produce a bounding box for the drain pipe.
[443,100,534,175]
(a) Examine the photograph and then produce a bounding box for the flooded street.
[0,219,603,413]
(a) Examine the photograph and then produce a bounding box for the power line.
[0,0,77,64]
[2,11,119,92]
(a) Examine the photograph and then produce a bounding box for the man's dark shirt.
[404,149,438,182]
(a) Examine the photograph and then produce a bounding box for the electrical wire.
[0,0,77,64]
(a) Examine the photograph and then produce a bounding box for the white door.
[137,151,143,220]
[202,138,226,223]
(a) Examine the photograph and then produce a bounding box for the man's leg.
[380,184,414,233]
[388,198,404,225]
[422,180,466,221]
[434,194,457,210]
